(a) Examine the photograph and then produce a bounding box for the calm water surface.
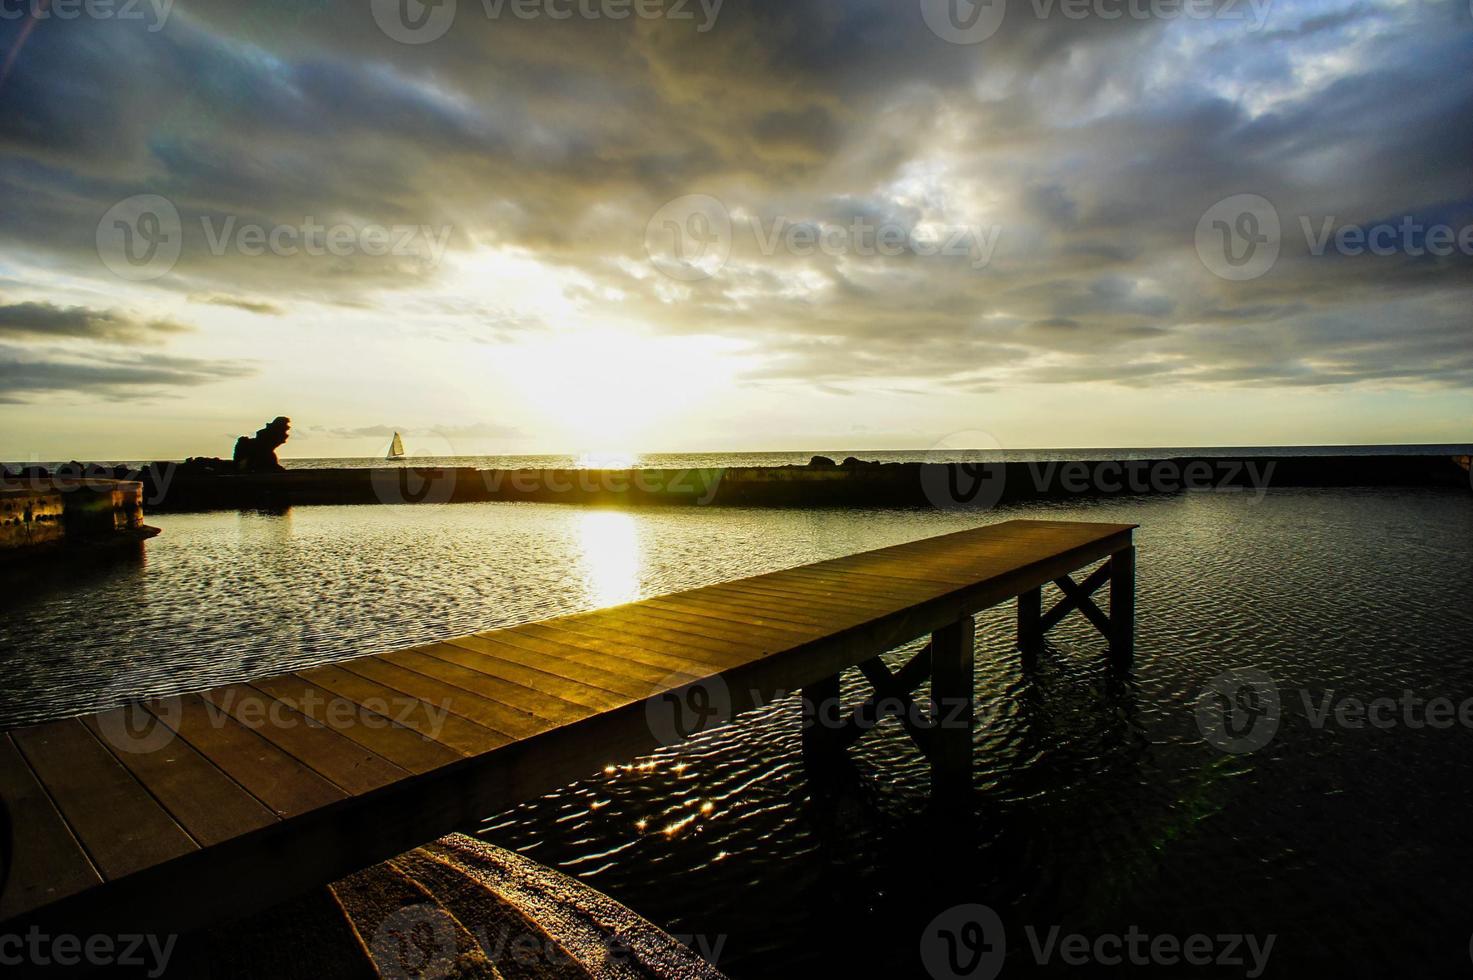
[3,490,1472,977]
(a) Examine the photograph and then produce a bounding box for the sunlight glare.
[575,509,640,608]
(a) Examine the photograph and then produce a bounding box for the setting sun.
[500,327,743,449]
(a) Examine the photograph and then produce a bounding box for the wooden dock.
[0,519,1136,940]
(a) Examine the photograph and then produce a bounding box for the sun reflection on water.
[575,509,641,608]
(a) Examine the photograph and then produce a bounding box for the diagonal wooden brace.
[1017,547,1136,665]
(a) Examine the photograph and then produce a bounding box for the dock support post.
[1017,587,1042,657]
[930,615,974,799]
[1109,546,1136,666]
[801,673,842,761]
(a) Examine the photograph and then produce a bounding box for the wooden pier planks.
[0,519,1135,936]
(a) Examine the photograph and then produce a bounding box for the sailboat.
[386,432,406,460]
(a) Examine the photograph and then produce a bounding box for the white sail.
[387,432,405,459]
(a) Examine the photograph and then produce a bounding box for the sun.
[499,326,739,451]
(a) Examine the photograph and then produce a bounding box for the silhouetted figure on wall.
[233,417,291,473]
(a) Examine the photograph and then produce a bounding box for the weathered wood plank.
[199,685,408,797]
[12,719,197,880]
[391,644,620,717]
[79,709,277,847]
[0,734,101,919]
[249,675,463,776]
[294,664,504,758]
[481,624,710,683]
[149,694,347,818]
[340,658,551,742]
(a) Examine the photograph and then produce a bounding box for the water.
[2,488,1472,977]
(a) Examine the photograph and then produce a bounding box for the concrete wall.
[0,480,150,553]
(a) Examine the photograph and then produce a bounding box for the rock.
[182,457,233,474]
[841,456,879,468]
[809,455,837,468]
[232,417,291,473]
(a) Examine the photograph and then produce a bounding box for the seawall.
[16,454,1466,513]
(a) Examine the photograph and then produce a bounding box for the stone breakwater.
[10,455,1466,513]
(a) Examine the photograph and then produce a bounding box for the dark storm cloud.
[0,0,1469,390]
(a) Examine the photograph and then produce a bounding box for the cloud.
[0,344,255,403]
[312,422,525,440]
[190,294,284,315]
[0,0,1469,396]
[0,301,191,343]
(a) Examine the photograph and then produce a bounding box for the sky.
[0,0,1470,461]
